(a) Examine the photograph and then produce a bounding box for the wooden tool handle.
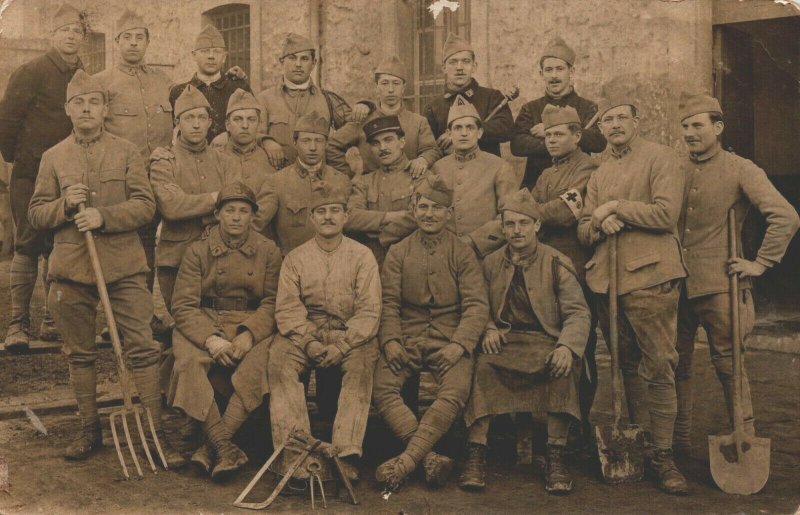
[728,209,744,443]
[78,204,135,409]
[608,234,622,423]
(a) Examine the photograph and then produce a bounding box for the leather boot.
[545,445,573,495]
[38,314,61,341]
[4,322,30,353]
[458,443,487,491]
[65,421,103,460]
[423,451,454,487]
[648,448,689,495]
[191,442,213,475]
[147,429,187,470]
[375,453,415,491]
[208,427,248,482]
[338,455,360,482]
[673,380,692,456]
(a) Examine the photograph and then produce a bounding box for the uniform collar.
[177,135,207,153]
[444,78,479,99]
[552,148,578,167]
[208,225,258,257]
[294,160,323,179]
[72,128,104,146]
[454,146,479,162]
[191,73,226,90]
[689,143,722,164]
[282,77,318,94]
[416,229,446,250]
[381,155,411,174]
[502,242,538,268]
[544,86,575,103]
[47,48,83,73]
[610,136,640,159]
[116,61,149,75]
[226,138,258,156]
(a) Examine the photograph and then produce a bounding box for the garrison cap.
[310,180,348,210]
[293,109,329,137]
[540,36,576,67]
[115,9,147,36]
[66,69,106,102]
[52,3,83,32]
[542,104,581,130]
[597,94,638,119]
[174,84,211,118]
[195,24,225,50]
[502,188,540,220]
[678,94,723,122]
[415,174,453,207]
[363,115,403,142]
[442,32,474,62]
[226,88,262,117]
[447,96,481,127]
[374,55,407,82]
[281,33,315,59]
[216,181,258,212]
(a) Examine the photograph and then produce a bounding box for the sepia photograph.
[0,0,798,512]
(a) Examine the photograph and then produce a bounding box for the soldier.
[257,33,368,169]
[0,3,86,349]
[532,105,599,449]
[168,182,282,481]
[150,85,232,310]
[327,55,441,177]
[345,115,423,265]
[458,189,591,494]
[373,175,488,491]
[267,181,381,481]
[425,33,513,157]
[217,88,277,235]
[577,96,689,495]
[169,24,251,142]
[260,110,351,256]
[673,94,799,453]
[511,36,606,188]
[27,70,182,466]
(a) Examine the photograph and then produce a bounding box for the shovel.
[79,204,168,479]
[595,233,645,483]
[708,209,770,495]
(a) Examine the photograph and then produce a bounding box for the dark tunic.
[169,74,252,142]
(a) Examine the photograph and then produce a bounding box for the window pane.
[208,5,251,76]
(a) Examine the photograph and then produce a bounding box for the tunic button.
[691,188,697,192]
[91,191,97,196]
[685,228,691,233]
[217,269,225,274]
[248,271,254,275]
[688,207,693,211]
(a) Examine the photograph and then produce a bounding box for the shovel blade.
[595,423,645,483]
[708,433,770,495]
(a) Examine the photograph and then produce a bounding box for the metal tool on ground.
[78,204,167,479]
[233,429,359,510]
[484,85,520,123]
[708,209,771,495]
[595,233,645,483]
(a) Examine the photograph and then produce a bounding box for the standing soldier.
[577,96,689,495]
[27,70,183,466]
[168,182,282,481]
[268,181,381,481]
[260,110,350,256]
[169,25,251,143]
[425,33,513,157]
[373,175,488,491]
[327,55,440,177]
[532,105,599,449]
[150,85,232,310]
[0,3,86,350]
[459,189,591,494]
[511,36,605,188]
[257,33,368,169]
[673,94,799,453]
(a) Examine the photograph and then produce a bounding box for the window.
[205,4,251,76]
[411,0,470,113]
[80,32,105,74]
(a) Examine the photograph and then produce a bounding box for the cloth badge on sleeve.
[559,188,583,219]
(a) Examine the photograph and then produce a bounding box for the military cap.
[51,3,83,32]
[678,94,723,122]
[280,33,315,59]
[502,188,540,220]
[216,181,258,212]
[415,174,453,207]
[115,9,147,37]
[226,88,262,117]
[174,84,211,118]
[66,69,106,102]
[540,36,576,67]
[442,32,474,62]
[310,180,348,210]
[597,94,638,119]
[195,24,226,51]
[293,109,330,137]
[374,55,407,82]
[363,115,403,142]
[447,96,481,127]
[542,104,581,130]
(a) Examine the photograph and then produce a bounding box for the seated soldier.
[458,188,591,495]
[267,181,381,481]
[168,182,282,481]
[373,174,488,491]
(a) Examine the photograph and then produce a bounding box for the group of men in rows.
[1,3,798,499]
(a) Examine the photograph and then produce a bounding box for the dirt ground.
[1,262,799,514]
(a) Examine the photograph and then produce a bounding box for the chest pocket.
[113,103,138,117]
[390,189,412,211]
[266,111,291,145]
[96,169,128,206]
[284,199,307,228]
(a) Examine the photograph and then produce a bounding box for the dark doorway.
[714,16,800,321]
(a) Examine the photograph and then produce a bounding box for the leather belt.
[200,296,260,311]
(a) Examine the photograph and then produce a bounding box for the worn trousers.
[268,334,378,457]
[156,266,178,313]
[596,280,680,449]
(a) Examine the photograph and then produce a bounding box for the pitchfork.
[79,204,168,479]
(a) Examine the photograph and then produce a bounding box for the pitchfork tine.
[134,407,157,472]
[144,407,169,470]
[110,412,130,480]
[121,413,144,477]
